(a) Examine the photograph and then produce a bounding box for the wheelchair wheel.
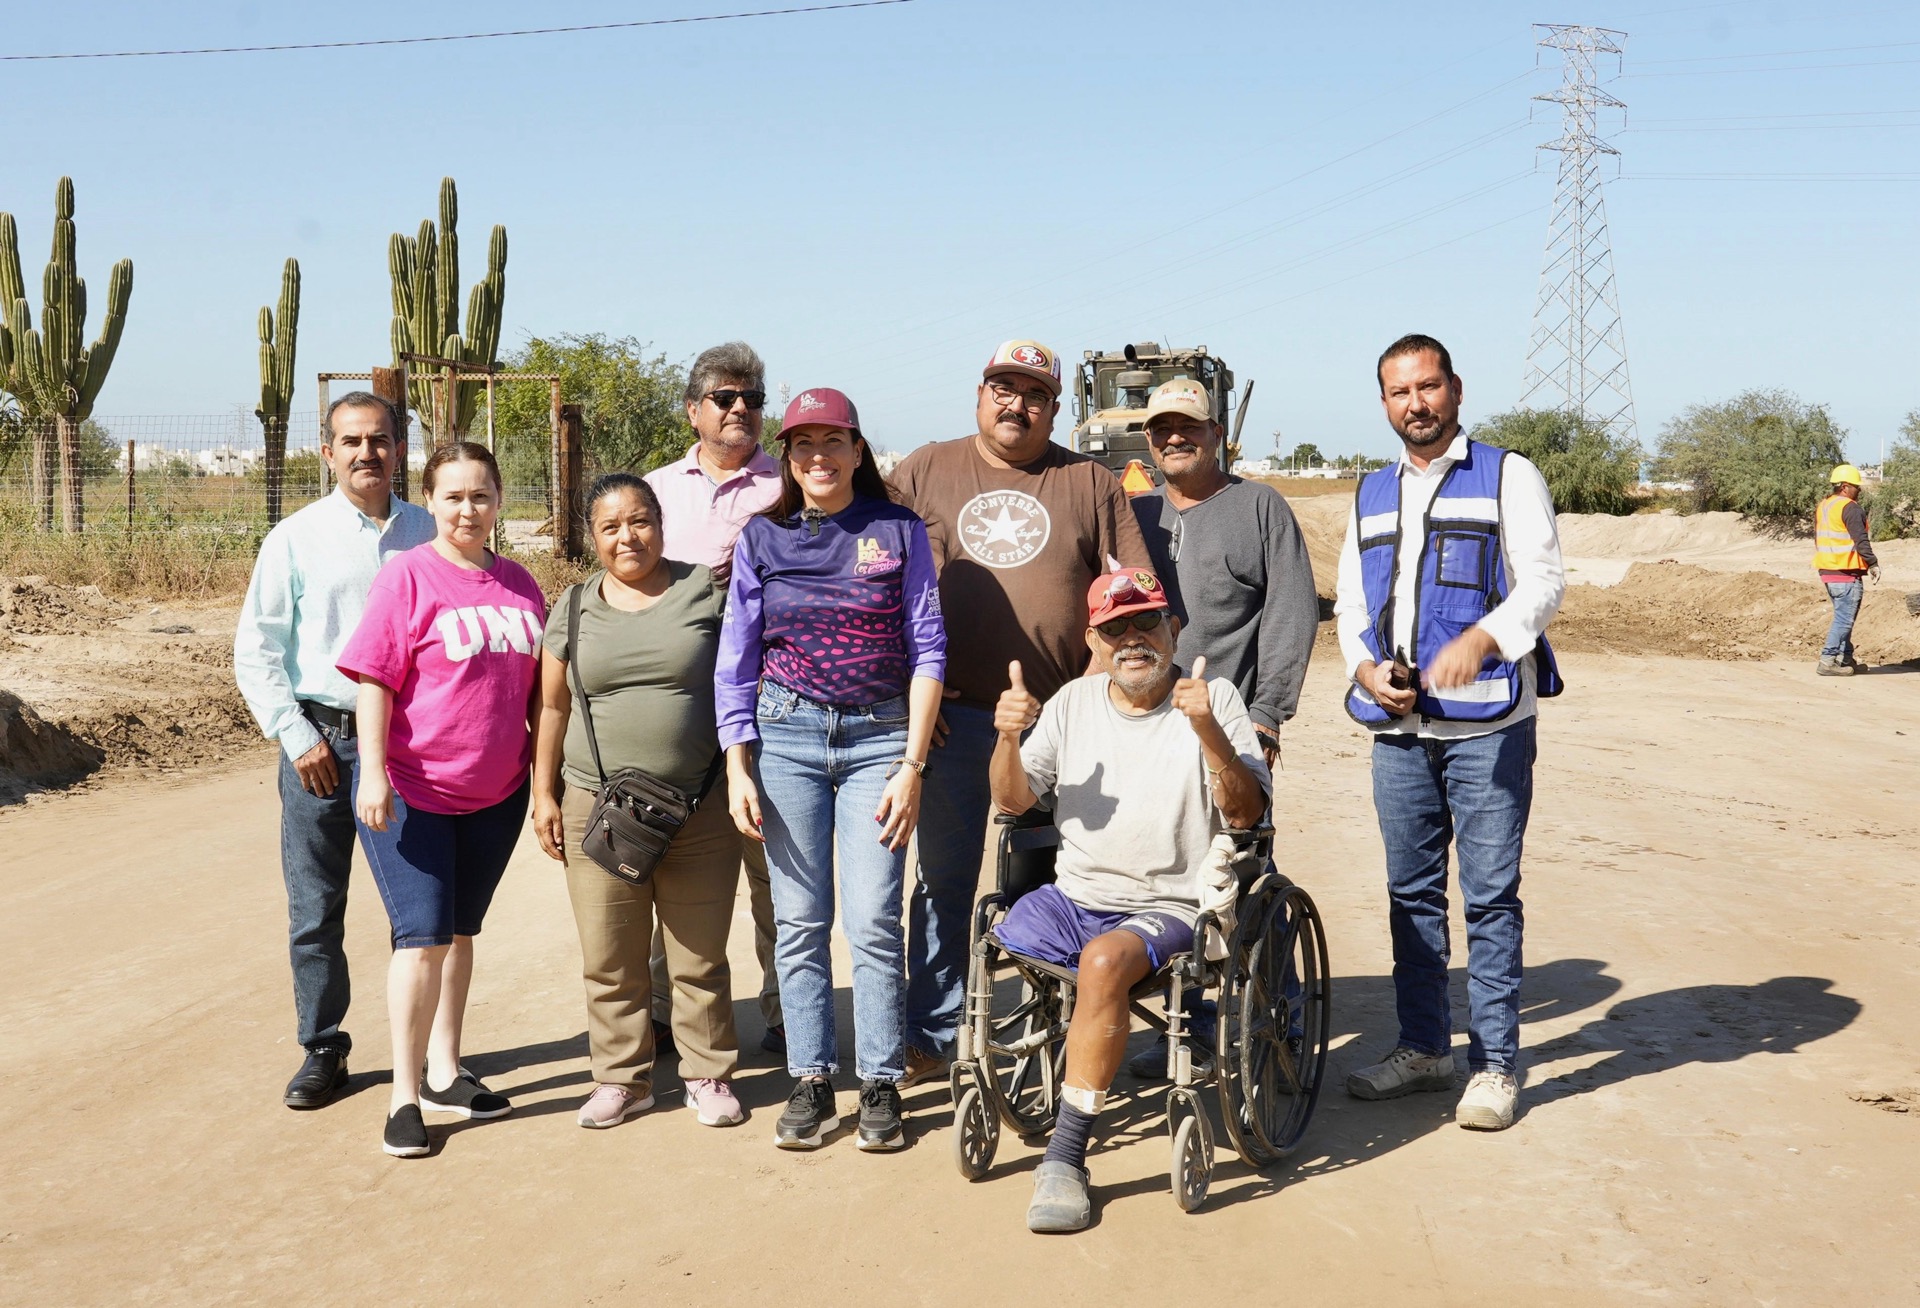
[982,972,1068,1137]
[1170,1112,1212,1213]
[952,1084,998,1180]
[1218,880,1331,1166]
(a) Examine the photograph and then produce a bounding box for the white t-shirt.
[1019,672,1270,920]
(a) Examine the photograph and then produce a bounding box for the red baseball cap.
[780,387,862,438]
[983,339,1063,397]
[1087,569,1168,626]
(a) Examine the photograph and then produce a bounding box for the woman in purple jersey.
[716,388,946,1154]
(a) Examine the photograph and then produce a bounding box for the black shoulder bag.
[565,583,724,886]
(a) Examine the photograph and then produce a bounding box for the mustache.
[997,407,1031,429]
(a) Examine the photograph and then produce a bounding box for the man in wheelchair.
[988,568,1270,1233]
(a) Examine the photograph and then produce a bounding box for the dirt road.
[3,655,1916,1305]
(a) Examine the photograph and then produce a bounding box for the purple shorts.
[994,884,1196,973]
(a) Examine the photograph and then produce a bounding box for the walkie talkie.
[1388,646,1415,691]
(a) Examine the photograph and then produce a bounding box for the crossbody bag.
[565,582,724,886]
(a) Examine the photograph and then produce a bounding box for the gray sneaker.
[1026,1160,1092,1234]
[1817,656,1855,677]
[1346,1046,1456,1100]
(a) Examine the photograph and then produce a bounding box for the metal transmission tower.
[1520,24,1637,445]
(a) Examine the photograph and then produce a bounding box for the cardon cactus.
[0,177,133,532]
[388,177,507,445]
[256,258,300,524]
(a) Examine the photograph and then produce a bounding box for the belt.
[300,700,357,739]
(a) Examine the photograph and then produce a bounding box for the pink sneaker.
[685,1078,745,1126]
[577,1084,653,1129]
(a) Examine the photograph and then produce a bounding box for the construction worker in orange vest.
[1813,464,1879,676]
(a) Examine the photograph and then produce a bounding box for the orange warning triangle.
[1120,459,1156,497]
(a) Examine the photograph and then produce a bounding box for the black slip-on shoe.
[419,1067,512,1120]
[283,1047,348,1110]
[383,1104,430,1158]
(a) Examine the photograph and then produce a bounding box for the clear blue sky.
[4,0,1916,460]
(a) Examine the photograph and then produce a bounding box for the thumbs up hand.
[995,660,1042,738]
[1171,655,1217,731]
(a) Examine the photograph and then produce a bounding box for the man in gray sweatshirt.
[1129,377,1319,764]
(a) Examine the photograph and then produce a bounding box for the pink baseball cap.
[780,387,862,439]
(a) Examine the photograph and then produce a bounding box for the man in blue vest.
[1334,334,1566,1131]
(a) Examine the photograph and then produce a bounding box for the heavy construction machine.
[1069,342,1252,493]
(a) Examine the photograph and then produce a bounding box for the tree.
[492,334,692,489]
[1652,389,1846,523]
[1288,441,1324,469]
[1870,408,1920,538]
[1469,408,1642,515]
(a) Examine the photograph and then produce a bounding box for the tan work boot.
[1456,1069,1521,1130]
[1816,656,1854,677]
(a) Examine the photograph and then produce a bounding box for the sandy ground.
[3,652,1918,1306]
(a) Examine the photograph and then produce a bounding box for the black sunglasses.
[1095,610,1166,639]
[706,389,768,412]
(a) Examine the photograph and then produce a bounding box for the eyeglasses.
[1095,610,1166,639]
[984,380,1053,411]
[705,389,768,412]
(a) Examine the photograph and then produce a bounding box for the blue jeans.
[358,782,529,949]
[1371,717,1536,1074]
[1823,579,1863,659]
[278,723,359,1054]
[754,683,910,1082]
[904,701,998,1058]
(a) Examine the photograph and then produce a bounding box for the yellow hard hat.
[1831,463,1862,487]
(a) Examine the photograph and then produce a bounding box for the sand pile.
[1555,509,1770,559]
[0,576,261,802]
[1555,562,1920,663]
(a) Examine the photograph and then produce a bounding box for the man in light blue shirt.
[234,393,434,1109]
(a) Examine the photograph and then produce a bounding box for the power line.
[0,1,914,61]
[1636,37,1920,64]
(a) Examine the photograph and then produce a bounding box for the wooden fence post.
[371,366,410,501]
[556,403,584,561]
[124,440,135,532]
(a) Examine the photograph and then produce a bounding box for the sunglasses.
[1095,610,1166,639]
[705,389,768,412]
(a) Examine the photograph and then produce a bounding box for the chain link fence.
[0,410,556,540]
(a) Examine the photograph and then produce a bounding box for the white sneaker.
[1346,1046,1457,1100]
[1456,1069,1520,1130]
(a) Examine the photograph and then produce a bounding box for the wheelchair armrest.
[995,806,1055,831]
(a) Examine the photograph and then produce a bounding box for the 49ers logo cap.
[983,339,1063,396]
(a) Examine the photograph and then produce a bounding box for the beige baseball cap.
[1143,377,1213,425]
[983,339,1063,396]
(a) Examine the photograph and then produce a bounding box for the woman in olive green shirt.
[532,473,744,1130]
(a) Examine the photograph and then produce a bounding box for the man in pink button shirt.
[644,341,785,1051]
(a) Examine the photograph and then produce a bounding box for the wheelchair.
[948,809,1331,1212]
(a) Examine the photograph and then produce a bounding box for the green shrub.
[1468,408,1642,515]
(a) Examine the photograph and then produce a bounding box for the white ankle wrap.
[1062,1085,1106,1115]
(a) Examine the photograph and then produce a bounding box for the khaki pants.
[652,834,781,1031]
[561,784,740,1090]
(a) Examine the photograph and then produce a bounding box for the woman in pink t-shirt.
[337,442,546,1159]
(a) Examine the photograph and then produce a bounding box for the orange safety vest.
[1813,493,1866,573]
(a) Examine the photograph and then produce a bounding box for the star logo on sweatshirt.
[958,490,1051,570]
